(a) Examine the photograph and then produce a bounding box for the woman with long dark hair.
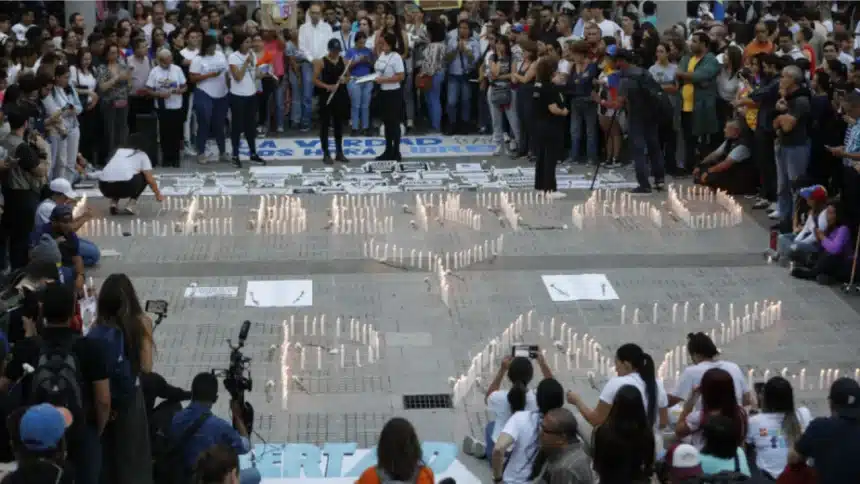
[676,368,747,449]
[567,343,669,446]
[71,49,101,166]
[228,32,266,168]
[669,332,751,409]
[746,376,811,480]
[373,32,406,161]
[699,415,752,476]
[492,378,566,484]
[592,385,656,484]
[512,41,538,159]
[90,273,154,484]
[44,65,83,181]
[487,35,521,155]
[532,56,567,198]
[190,35,230,164]
[791,203,855,284]
[356,418,434,484]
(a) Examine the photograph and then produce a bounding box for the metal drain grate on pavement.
[403,394,453,410]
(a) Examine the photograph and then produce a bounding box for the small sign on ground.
[541,274,619,301]
[244,280,313,307]
[184,286,240,299]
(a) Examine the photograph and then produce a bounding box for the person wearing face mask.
[144,49,187,167]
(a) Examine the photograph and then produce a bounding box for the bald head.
[543,408,579,443]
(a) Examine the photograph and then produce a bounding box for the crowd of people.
[0,1,858,484]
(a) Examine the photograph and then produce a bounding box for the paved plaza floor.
[81,150,860,481]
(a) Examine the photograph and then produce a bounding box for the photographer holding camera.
[166,372,260,484]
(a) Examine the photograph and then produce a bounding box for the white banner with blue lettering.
[235,136,496,159]
[239,442,480,483]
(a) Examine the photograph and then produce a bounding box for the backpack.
[152,412,211,484]
[678,453,768,484]
[29,337,85,416]
[624,68,674,121]
[86,324,136,409]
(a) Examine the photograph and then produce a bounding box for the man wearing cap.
[29,206,85,292]
[34,178,100,268]
[668,443,704,482]
[771,184,829,262]
[599,47,666,194]
[4,404,74,483]
[789,378,860,483]
[535,408,594,484]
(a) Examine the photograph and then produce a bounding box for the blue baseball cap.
[20,404,73,451]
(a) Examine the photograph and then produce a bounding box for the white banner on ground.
[233,136,496,160]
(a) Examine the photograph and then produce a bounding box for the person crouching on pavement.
[35,178,100,268]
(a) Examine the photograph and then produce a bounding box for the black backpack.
[152,411,211,484]
[29,337,85,416]
[624,69,675,122]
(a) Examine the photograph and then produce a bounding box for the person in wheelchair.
[769,185,829,264]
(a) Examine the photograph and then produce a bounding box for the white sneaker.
[768,211,783,220]
[548,191,567,199]
[767,202,777,212]
[493,144,504,156]
[462,436,478,456]
[183,144,197,157]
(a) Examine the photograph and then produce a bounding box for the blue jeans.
[776,144,811,220]
[70,425,102,484]
[193,89,228,155]
[484,421,495,462]
[79,238,101,267]
[570,102,598,162]
[628,119,665,189]
[447,75,471,125]
[289,69,301,127]
[424,71,445,131]
[478,88,491,132]
[777,234,818,259]
[240,467,262,484]
[300,62,315,128]
[347,80,373,130]
[273,75,286,130]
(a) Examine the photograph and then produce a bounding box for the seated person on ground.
[97,133,164,216]
[692,120,757,195]
[770,185,829,262]
[28,205,85,293]
[790,203,854,285]
[35,178,100,267]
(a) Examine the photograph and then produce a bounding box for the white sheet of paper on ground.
[184,286,240,299]
[354,73,379,84]
[244,280,313,307]
[455,163,483,172]
[100,249,121,257]
[541,274,619,302]
[248,166,304,176]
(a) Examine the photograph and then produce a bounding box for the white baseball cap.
[49,178,77,200]
[670,444,703,481]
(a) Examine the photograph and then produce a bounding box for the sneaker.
[654,181,665,191]
[462,436,481,457]
[406,119,414,129]
[231,156,242,168]
[122,200,137,215]
[767,202,777,212]
[299,126,311,133]
[109,205,119,216]
[183,144,197,157]
[322,154,334,165]
[605,159,622,168]
[767,210,783,220]
[752,199,770,209]
[249,153,267,165]
[493,144,504,156]
[335,152,349,163]
[629,186,652,194]
[548,191,567,199]
[196,154,209,165]
[257,126,267,135]
[276,127,285,134]
[219,153,231,163]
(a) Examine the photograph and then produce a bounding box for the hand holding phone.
[511,344,539,359]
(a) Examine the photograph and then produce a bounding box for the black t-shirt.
[533,81,565,122]
[795,416,860,484]
[7,327,110,426]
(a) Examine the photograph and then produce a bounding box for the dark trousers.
[127,96,152,134]
[257,77,276,128]
[696,161,760,195]
[629,119,665,189]
[99,173,148,201]
[515,84,535,156]
[230,94,257,157]
[534,120,559,192]
[156,108,184,167]
[193,90,228,155]
[78,107,101,165]
[794,252,852,283]
[379,89,402,159]
[841,164,860,229]
[2,189,39,269]
[318,99,345,157]
[659,118,677,172]
[68,425,102,484]
[681,111,698,171]
[755,129,777,200]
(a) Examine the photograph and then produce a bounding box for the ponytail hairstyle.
[616,343,657,426]
[761,376,802,446]
[506,356,534,412]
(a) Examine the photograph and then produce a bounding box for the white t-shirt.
[179,47,199,64]
[70,67,97,92]
[746,409,813,479]
[597,19,621,38]
[487,390,538,442]
[100,149,153,182]
[12,23,33,42]
[599,373,670,448]
[228,51,258,97]
[557,59,571,75]
[145,64,187,110]
[672,360,750,410]
[190,53,229,99]
[35,199,57,226]
[500,411,540,484]
[374,52,405,91]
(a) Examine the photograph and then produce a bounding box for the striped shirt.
[538,444,595,484]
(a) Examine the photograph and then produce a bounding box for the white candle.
[300,347,306,370]
[317,347,322,369]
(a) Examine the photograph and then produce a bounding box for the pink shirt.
[264,40,285,77]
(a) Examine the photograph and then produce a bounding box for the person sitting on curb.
[767,184,829,264]
[692,120,757,195]
[34,178,100,268]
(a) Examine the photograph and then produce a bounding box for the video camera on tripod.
[211,320,255,433]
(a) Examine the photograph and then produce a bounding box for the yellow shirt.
[681,55,701,113]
